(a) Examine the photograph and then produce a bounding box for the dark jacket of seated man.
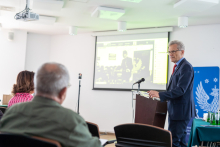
[0,96,102,147]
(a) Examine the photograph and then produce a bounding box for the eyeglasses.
[167,50,181,54]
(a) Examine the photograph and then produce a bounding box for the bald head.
[43,63,60,72]
[35,62,70,97]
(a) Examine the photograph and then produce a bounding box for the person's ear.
[58,87,67,103]
[181,50,185,55]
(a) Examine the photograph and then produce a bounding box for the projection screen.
[93,32,169,91]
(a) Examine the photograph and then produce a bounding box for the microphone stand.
[138,83,140,92]
[77,79,81,114]
[77,74,82,114]
[132,82,142,122]
[132,85,134,123]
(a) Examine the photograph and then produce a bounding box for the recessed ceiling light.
[69,26,77,35]
[178,17,188,28]
[91,6,125,20]
[32,0,64,11]
[174,0,219,12]
[120,0,142,3]
[30,16,57,25]
[118,21,127,32]
[0,6,15,12]
[69,0,89,2]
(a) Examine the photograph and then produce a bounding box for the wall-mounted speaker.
[8,32,14,41]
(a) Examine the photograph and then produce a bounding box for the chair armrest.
[103,139,117,146]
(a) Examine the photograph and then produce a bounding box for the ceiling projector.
[14,0,39,21]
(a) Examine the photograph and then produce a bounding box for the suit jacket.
[159,58,196,120]
[121,57,133,71]
[0,96,102,147]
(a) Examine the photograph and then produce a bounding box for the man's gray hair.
[35,62,70,96]
[169,40,185,50]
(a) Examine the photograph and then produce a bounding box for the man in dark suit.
[148,40,196,147]
[121,50,133,82]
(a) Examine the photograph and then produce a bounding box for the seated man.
[0,63,102,147]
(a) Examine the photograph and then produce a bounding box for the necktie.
[172,64,177,75]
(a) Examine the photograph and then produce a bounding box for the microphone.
[133,78,145,85]
[78,73,82,79]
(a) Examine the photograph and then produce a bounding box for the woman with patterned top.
[8,71,35,108]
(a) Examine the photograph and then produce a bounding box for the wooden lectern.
[135,94,167,128]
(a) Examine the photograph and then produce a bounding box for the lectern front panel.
[135,95,167,128]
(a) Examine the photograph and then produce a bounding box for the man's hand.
[148,90,159,98]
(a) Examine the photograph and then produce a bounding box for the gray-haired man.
[148,40,196,147]
[0,63,102,147]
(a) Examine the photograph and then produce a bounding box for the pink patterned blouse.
[8,93,33,108]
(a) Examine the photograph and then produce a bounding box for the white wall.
[0,30,27,104]
[49,34,132,132]
[170,24,220,67]
[25,33,51,72]
[24,24,220,132]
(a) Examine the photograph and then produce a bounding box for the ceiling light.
[174,0,219,12]
[69,26,77,35]
[30,16,56,25]
[91,6,125,20]
[178,17,188,28]
[118,21,127,32]
[120,0,142,3]
[69,0,89,2]
[32,0,64,11]
[0,6,15,12]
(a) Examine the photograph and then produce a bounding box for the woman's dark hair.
[11,71,35,96]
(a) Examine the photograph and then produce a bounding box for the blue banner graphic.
[193,67,219,117]
[186,66,219,144]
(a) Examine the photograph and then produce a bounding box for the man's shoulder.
[7,102,30,112]
[183,58,192,65]
[60,107,77,117]
[57,106,85,124]
[181,59,193,69]
[8,102,84,123]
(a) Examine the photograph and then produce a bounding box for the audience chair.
[86,121,116,146]
[0,133,61,147]
[0,107,6,113]
[114,123,172,147]
[86,121,100,138]
[0,110,3,119]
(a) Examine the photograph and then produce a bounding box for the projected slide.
[93,33,168,90]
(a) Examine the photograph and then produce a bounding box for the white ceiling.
[0,0,220,35]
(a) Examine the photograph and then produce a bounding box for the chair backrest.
[32,136,61,147]
[0,133,61,147]
[0,107,6,114]
[86,121,100,138]
[114,123,172,147]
